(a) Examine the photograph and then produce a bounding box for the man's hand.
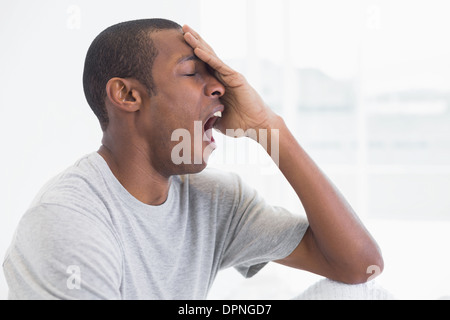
[183,25,278,138]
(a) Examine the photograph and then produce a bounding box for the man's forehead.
[152,29,195,64]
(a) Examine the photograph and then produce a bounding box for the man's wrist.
[251,113,285,165]
[253,112,285,136]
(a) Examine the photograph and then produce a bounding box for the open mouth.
[203,110,222,143]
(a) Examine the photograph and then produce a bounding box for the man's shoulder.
[30,153,106,207]
[7,153,120,263]
[23,153,114,231]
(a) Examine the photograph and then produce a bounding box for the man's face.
[138,28,225,176]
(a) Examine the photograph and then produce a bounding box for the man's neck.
[97,144,171,206]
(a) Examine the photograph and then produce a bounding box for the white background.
[1,0,449,299]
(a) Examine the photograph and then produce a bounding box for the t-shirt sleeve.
[3,204,123,300]
[219,174,309,278]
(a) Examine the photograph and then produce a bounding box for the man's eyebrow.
[176,55,200,64]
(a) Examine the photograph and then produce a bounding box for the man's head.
[83,19,225,175]
[83,18,182,131]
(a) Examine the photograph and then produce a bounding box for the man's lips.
[203,115,221,142]
[204,105,224,125]
[203,105,224,142]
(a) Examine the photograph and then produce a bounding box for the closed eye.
[185,73,197,77]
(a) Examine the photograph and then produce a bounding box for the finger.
[184,32,215,56]
[183,27,238,85]
[183,32,199,49]
[194,47,234,78]
[182,24,201,41]
[183,26,215,53]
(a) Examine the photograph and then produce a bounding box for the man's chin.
[173,162,208,175]
[169,146,215,175]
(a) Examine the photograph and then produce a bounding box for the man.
[3,19,383,299]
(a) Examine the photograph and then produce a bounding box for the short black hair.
[83,18,182,131]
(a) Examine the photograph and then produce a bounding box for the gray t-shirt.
[3,152,308,300]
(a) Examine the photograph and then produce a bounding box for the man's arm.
[267,118,383,284]
[183,25,383,284]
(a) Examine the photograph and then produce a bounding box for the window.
[202,0,450,299]
[203,0,450,221]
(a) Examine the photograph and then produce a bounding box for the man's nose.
[205,73,225,98]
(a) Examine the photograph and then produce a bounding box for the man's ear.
[105,77,144,113]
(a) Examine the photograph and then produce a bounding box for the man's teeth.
[213,111,222,118]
